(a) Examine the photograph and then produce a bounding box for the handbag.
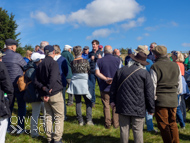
[118,67,141,91]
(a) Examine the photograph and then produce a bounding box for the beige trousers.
[119,114,144,143]
[101,91,119,128]
[44,91,64,142]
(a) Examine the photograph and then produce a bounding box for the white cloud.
[144,33,149,36]
[171,21,178,27]
[31,11,66,24]
[68,0,143,27]
[144,26,159,31]
[121,17,145,30]
[86,28,115,39]
[137,36,143,41]
[145,21,178,31]
[182,43,190,47]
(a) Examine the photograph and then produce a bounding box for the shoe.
[147,129,158,134]
[47,139,54,143]
[16,130,25,135]
[54,139,63,143]
[79,122,84,126]
[181,127,185,130]
[31,134,39,138]
[105,125,111,129]
[67,103,73,106]
[86,121,94,126]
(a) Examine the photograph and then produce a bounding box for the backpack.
[17,69,31,92]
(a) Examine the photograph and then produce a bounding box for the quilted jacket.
[110,64,155,117]
[2,49,27,85]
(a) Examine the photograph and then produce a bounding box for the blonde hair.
[26,50,32,59]
[175,51,184,62]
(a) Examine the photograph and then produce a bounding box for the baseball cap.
[31,52,45,62]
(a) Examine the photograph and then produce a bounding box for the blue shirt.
[146,59,153,72]
[82,53,89,59]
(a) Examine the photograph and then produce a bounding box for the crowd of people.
[0,39,190,143]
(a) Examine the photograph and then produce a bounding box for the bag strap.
[118,67,141,91]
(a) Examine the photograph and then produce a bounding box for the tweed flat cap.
[152,45,167,56]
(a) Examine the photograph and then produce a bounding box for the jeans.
[66,79,74,105]
[62,87,67,120]
[176,94,185,127]
[155,106,179,143]
[75,95,92,123]
[31,102,45,137]
[180,95,186,122]
[8,86,26,131]
[145,111,154,131]
[89,73,100,103]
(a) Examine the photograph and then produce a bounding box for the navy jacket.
[56,56,68,87]
[125,56,131,66]
[147,50,155,62]
[0,62,14,118]
[97,54,120,92]
[2,49,27,85]
[88,50,103,74]
[24,61,42,102]
[110,64,155,117]
[35,56,63,97]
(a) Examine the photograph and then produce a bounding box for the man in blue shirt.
[147,42,157,62]
[82,46,89,59]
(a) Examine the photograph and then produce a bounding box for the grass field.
[5,82,190,143]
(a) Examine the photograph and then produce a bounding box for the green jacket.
[151,57,179,107]
[61,50,74,79]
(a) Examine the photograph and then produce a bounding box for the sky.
[1,0,190,52]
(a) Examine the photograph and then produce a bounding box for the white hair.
[64,45,72,51]
[127,59,146,69]
[40,41,49,50]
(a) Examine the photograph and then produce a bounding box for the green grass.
[6,83,190,143]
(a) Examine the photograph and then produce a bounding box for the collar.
[155,56,169,62]
[54,55,61,61]
[104,53,112,56]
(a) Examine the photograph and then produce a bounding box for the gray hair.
[45,51,54,56]
[150,42,157,47]
[73,46,82,57]
[127,59,146,69]
[40,41,49,50]
[104,45,113,54]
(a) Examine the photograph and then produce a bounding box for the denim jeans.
[180,95,186,122]
[7,86,26,131]
[89,73,99,103]
[62,87,67,120]
[176,94,185,127]
[145,111,154,131]
[31,102,44,137]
